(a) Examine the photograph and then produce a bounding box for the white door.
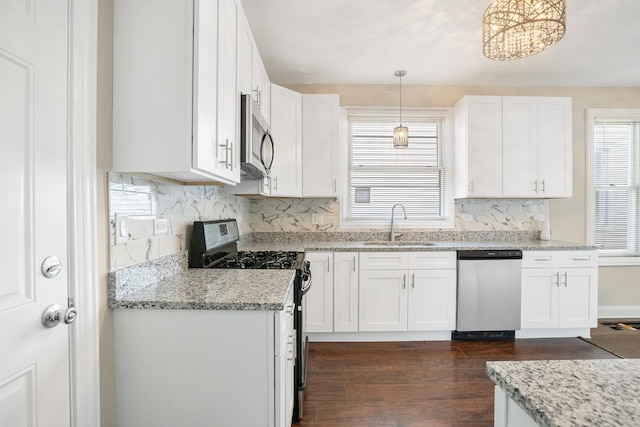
[0,1,72,426]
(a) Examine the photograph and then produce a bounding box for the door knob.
[41,298,77,328]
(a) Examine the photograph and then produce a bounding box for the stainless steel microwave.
[240,94,274,179]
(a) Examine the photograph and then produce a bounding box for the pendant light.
[393,70,408,149]
[483,0,566,61]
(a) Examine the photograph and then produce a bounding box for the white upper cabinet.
[502,97,572,198]
[270,84,303,197]
[113,0,240,184]
[454,96,503,198]
[302,94,340,198]
[454,95,572,199]
[252,47,271,124]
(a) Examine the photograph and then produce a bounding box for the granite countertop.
[486,359,640,427]
[108,252,295,311]
[240,239,596,253]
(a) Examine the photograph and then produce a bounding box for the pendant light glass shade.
[393,70,408,149]
[483,0,566,61]
[393,126,409,148]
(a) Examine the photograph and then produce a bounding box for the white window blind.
[345,110,447,221]
[593,118,640,254]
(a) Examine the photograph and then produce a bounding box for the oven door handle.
[300,335,309,390]
[300,269,312,295]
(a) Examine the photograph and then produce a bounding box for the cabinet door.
[213,0,240,182]
[537,97,572,197]
[304,252,333,333]
[236,9,253,96]
[302,94,340,197]
[359,270,407,332]
[558,268,598,328]
[502,97,538,197]
[270,84,303,197]
[408,269,457,331]
[521,268,559,329]
[192,0,220,176]
[333,253,359,332]
[454,96,503,197]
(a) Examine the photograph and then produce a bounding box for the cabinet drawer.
[559,251,597,268]
[359,252,409,270]
[409,252,456,269]
[522,251,559,268]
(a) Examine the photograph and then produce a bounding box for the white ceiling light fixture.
[483,0,566,61]
[393,70,409,149]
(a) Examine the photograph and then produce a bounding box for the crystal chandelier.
[483,0,566,61]
[393,70,408,149]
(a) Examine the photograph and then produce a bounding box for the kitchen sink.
[362,241,438,246]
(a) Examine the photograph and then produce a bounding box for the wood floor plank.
[296,338,618,426]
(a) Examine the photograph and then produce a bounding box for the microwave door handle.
[260,132,275,173]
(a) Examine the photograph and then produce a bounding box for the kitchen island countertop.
[486,358,640,427]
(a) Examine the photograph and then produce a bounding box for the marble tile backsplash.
[247,197,549,233]
[108,173,250,270]
[108,173,549,271]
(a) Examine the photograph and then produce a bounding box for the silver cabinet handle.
[563,272,568,287]
[571,257,590,262]
[402,274,406,289]
[333,179,337,193]
[411,273,415,289]
[554,272,560,287]
[273,176,278,191]
[229,141,234,171]
[534,179,538,193]
[534,258,551,262]
[469,179,474,194]
[352,256,356,272]
[327,257,330,272]
[541,179,546,193]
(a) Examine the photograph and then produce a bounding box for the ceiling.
[240,0,640,87]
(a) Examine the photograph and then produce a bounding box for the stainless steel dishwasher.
[456,250,522,333]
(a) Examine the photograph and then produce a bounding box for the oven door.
[293,263,311,422]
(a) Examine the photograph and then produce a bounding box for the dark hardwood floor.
[297,338,618,427]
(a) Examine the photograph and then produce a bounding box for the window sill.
[598,254,640,267]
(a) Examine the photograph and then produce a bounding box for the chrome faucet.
[390,203,407,242]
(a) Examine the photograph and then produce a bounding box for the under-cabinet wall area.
[107,172,550,270]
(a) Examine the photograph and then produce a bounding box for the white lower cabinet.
[114,283,295,427]
[304,252,334,332]
[333,252,359,332]
[521,251,598,330]
[359,252,457,332]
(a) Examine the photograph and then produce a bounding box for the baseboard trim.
[307,331,452,342]
[598,305,640,319]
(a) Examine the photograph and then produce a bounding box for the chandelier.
[483,0,566,61]
[393,70,408,149]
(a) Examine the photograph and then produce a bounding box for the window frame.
[586,108,640,266]
[339,107,454,229]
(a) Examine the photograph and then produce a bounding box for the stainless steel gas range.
[189,219,312,423]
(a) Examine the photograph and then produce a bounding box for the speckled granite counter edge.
[108,251,187,306]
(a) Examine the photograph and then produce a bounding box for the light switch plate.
[115,214,128,244]
[312,213,324,225]
[153,218,169,235]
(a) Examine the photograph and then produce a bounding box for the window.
[341,108,453,228]
[587,109,640,265]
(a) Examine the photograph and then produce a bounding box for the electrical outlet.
[312,213,324,225]
[153,218,169,235]
[115,214,128,244]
